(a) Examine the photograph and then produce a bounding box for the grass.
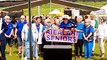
[23,1,107,16]
[5,42,107,60]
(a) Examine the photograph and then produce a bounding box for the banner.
[44,28,78,43]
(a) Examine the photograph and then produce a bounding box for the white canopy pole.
[50,0,52,13]
[38,6,40,16]
[49,0,52,18]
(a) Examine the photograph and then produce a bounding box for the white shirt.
[97,23,107,38]
[32,23,43,44]
[91,20,95,28]
[21,24,29,41]
[0,18,3,34]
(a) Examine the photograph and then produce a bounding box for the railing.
[0,0,26,6]
[0,0,23,1]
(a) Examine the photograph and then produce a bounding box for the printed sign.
[44,28,78,43]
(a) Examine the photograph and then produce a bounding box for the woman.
[4,16,14,56]
[75,16,84,58]
[0,15,8,60]
[15,15,27,55]
[42,18,53,45]
[60,15,73,29]
[83,19,94,59]
[52,18,60,29]
[59,15,73,45]
[97,17,107,58]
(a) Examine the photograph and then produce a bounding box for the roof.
[1,0,100,11]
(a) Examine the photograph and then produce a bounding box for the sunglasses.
[21,18,25,19]
[85,22,89,23]
[63,18,68,20]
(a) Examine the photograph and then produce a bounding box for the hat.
[44,19,51,24]
[33,16,40,20]
[62,15,70,20]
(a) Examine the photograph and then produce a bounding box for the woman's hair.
[100,16,106,22]
[4,15,10,19]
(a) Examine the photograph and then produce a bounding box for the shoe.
[24,57,27,60]
[87,58,91,60]
[101,55,104,58]
[79,56,82,59]
[9,53,12,56]
[17,53,22,58]
[36,56,39,60]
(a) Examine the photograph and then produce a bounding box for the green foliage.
[78,1,107,7]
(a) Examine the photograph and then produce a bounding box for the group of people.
[75,11,107,60]
[0,11,107,60]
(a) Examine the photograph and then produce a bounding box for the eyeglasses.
[47,22,51,23]
[6,18,10,20]
[84,22,88,23]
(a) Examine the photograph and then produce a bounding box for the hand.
[84,37,88,41]
[0,30,2,34]
[96,36,98,39]
[22,38,25,42]
[8,35,11,38]
[75,29,82,32]
[43,29,49,34]
[14,34,17,38]
[4,34,8,38]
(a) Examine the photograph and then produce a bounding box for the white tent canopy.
[101,5,107,13]
[49,9,63,14]
[95,5,107,15]
[95,9,105,15]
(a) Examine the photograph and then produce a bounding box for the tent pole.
[28,0,33,60]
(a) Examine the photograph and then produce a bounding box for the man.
[15,15,26,56]
[0,14,8,60]
[90,11,99,55]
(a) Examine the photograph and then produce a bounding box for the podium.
[43,45,72,60]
